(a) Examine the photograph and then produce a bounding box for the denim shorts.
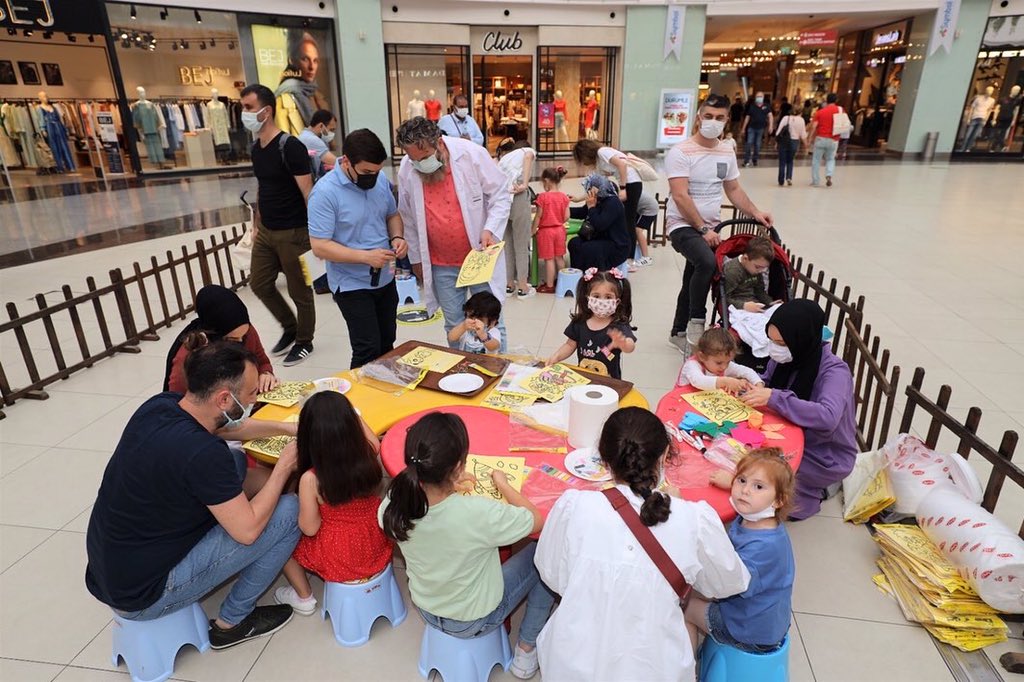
[706,602,784,654]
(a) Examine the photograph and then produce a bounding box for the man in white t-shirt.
[666,93,773,355]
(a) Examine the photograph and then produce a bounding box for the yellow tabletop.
[249,368,648,462]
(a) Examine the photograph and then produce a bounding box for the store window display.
[131,86,168,168]
[36,91,77,173]
[959,86,997,152]
[424,89,442,121]
[407,89,426,120]
[537,46,616,154]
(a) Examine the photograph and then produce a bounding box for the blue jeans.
[118,495,300,626]
[811,137,838,185]
[431,265,507,353]
[743,128,765,164]
[707,602,784,654]
[777,139,799,184]
[418,543,554,646]
[960,118,985,151]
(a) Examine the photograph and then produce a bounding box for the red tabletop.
[655,385,804,523]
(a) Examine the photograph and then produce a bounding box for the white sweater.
[677,357,763,389]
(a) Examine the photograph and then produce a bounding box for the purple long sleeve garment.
[762,343,858,520]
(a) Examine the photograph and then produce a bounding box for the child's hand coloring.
[719,377,745,394]
[454,471,477,494]
[491,470,509,488]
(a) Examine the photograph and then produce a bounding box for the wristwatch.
[697,225,711,235]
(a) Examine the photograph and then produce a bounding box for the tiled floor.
[1,161,1022,680]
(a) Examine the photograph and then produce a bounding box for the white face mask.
[587,296,619,318]
[321,129,335,144]
[241,106,268,134]
[700,119,726,139]
[221,392,254,429]
[410,152,443,175]
[730,496,778,522]
[455,107,469,119]
[767,343,793,364]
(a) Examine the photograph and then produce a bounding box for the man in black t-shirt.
[85,343,300,650]
[741,92,774,167]
[242,83,315,367]
[729,94,745,138]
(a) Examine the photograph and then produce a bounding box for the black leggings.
[622,182,643,258]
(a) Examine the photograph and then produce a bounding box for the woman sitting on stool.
[567,173,631,273]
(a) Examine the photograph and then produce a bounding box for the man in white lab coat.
[396,117,511,350]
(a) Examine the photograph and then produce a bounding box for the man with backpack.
[241,84,315,367]
[806,93,849,188]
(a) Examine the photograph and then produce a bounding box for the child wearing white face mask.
[687,448,796,654]
[546,268,636,379]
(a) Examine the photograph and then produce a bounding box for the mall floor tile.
[1,162,1022,680]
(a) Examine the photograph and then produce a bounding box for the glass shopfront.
[106,2,340,175]
[384,44,470,156]
[537,46,617,154]
[953,15,1024,159]
[833,19,913,148]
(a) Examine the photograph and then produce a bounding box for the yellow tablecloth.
[249,368,648,463]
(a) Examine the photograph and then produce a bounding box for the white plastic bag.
[917,486,1024,614]
[842,448,894,522]
[883,434,983,514]
[230,225,254,272]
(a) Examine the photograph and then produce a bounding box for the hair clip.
[556,165,565,172]
[609,267,625,280]
[583,267,598,281]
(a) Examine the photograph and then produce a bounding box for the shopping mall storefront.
[382,15,623,156]
[1,0,341,183]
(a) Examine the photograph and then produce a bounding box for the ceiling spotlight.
[130,3,136,19]
[160,6,168,20]
[88,34,95,42]
[210,38,216,47]
[6,28,15,36]
[200,40,206,50]
[149,43,156,50]
[119,30,128,39]
[135,33,142,42]
[228,41,235,50]
[194,9,202,23]
[302,18,310,28]
[43,31,53,39]
[172,41,178,50]
[121,39,130,48]
[182,40,189,49]
[66,33,76,42]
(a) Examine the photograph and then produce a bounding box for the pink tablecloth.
[655,385,805,523]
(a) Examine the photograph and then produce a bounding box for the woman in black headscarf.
[566,173,632,273]
[740,299,858,520]
[163,285,278,394]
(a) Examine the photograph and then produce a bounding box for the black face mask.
[353,171,379,190]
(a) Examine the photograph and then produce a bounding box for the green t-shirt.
[378,494,534,621]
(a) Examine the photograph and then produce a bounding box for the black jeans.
[333,281,399,369]
[670,228,717,334]
[622,181,643,257]
[777,139,799,184]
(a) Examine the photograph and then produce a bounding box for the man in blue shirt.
[297,109,338,180]
[308,129,408,368]
[437,94,485,146]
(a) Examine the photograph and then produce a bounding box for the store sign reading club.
[179,66,232,86]
[481,30,523,53]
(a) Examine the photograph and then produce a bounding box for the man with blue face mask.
[396,116,511,350]
[665,93,773,356]
[740,91,773,167]
[86,342,302,650]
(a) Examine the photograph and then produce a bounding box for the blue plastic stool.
[698,634,789,682]
[555,268,583,298]
[396,275,421,305]
[616,261,631,279]
[321,564,407,647]
[418,623,513,682]
[111,603,210,682]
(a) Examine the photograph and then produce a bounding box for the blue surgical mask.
[755,96,764,105]
[221,392,253,429]
[411,153,443,175]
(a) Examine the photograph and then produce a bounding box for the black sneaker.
[282,342,313,367]
[270,331,296,356]
[208,604,293,650]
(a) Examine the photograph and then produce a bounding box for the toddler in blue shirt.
[684,447,796,653]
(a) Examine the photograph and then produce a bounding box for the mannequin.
[584,89,600,141]
[553,89,569,144]
[424,88,442,122]
[407,89,426,120]
[36,91,75,172]
[990,84,1022,152]
[132,86,167,166]
[959,85,997,152]
[208,87,230,151]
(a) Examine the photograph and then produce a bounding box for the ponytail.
[381,412,470,542]
[599,407,674,527]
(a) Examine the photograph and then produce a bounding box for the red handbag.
[602,487,693,608]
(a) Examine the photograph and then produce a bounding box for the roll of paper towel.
[916,486,1024,614]
[567,385,619,450]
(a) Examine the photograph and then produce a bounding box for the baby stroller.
[708,218,793,372]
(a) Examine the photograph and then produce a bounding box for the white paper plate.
[313,377,352,394]
[564,447,612,482]
[438,373,485,394]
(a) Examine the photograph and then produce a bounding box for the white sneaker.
[510,643,540,679]
[685,319,706,348]
[274,586,317,616]
[636,256,654,267]
[517,286,536,299]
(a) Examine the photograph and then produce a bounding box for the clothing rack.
[1,97,120,172]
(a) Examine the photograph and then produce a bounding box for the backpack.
[254,133,320,181]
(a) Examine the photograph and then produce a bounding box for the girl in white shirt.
[677,327,763,393]
[535,407,750,681]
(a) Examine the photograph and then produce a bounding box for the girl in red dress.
[274,392,393,615]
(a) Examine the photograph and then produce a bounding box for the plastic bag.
[703,436,748,474]
[498,346,544,369]
[353,357,425,395]
[884,434,984,514]
[509,403,568,453]
[522,464,606,514]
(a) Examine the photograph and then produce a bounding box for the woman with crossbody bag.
[534,407,750,681]
[775,106,807,187]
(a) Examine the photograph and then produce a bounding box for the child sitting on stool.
[447,292,502,354]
